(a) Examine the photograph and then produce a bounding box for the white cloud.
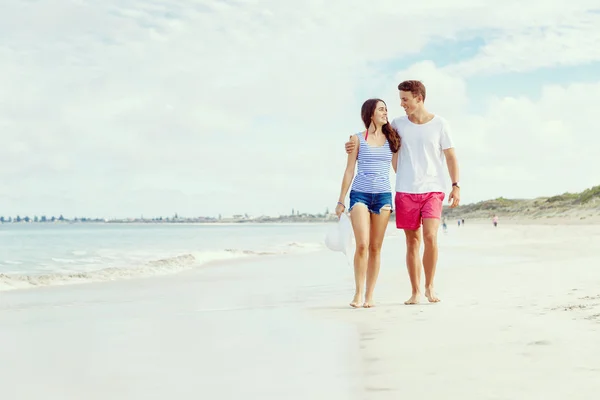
[0,0,599,218]
[448,11,600,76]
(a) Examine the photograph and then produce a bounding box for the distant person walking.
[345,80,461,305]
[335,98,401,308]
[493,215,498,227]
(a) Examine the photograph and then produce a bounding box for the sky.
[1,0,600,219]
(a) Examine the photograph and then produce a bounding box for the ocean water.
[0,222,329,291]
[1,220,544,292]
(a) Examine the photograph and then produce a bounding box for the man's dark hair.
[398,80,426,102]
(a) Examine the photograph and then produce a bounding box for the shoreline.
[3,216,599,294]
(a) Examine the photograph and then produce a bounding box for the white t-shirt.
[391,115,454,194]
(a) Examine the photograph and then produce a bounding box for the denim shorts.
[349,190,393,214]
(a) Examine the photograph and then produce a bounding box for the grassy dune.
[443,185,600,220]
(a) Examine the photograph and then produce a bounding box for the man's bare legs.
[403,228,422,304]
[363,207,392,308]
[422,218,441,302]
[403,218,441,304]
[349,204,370,308]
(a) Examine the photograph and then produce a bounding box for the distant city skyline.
[0,208,329,221]
[2,1,599,218]
[0,209,335,223]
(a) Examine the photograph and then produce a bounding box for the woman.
[335,99,400,308]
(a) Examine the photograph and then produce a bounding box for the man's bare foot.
[404,293,420,305]
[363,297,375,308]
[350,293,363,308]
[425,287,440,303]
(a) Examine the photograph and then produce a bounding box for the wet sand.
[1,222,599,399]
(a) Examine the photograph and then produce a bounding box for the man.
[345,80,460,304]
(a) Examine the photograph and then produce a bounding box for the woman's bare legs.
[363,207,392,307]
[349,204,370,308]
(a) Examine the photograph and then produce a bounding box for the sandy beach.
[1,221,600,399]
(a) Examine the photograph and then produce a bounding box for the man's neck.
[408,108,434,124]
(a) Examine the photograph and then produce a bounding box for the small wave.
[224,249,281,256]
[225,243,323,256]
[0,251,247,292]
[147,253,197,267]
[0,241,325,292]
[285,242,324,251]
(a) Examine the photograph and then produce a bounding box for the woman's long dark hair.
[360,98,400,153]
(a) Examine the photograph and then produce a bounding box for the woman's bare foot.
[363,297,375,308]
[350,293,363,308]
[425,287,440,303]
[404,293,420,305]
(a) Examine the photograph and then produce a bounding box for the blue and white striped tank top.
[350,132,393,194]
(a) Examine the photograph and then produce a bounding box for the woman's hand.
[335,203,346,217]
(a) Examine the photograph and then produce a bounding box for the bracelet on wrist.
[337,201,345,209]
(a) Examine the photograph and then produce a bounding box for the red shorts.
[394,192,445,230]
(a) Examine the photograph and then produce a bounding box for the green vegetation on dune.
[442,185,600,219]
[579,185,600,204]
[545,192,579,203]
[545,185,600,204]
